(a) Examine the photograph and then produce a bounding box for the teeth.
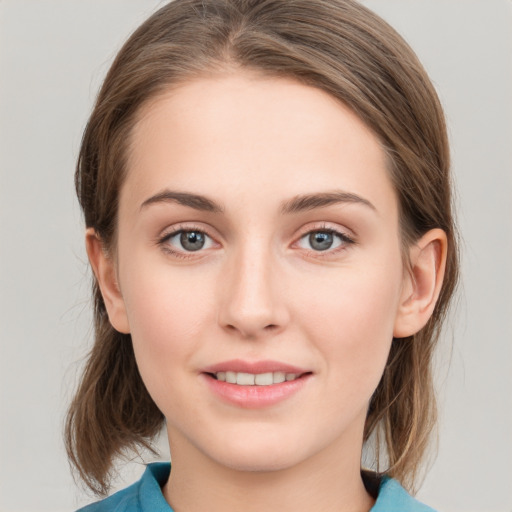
[273,371,286,383]
[254,372,273,385]
[214,371,300,386]
[237,372,255,385]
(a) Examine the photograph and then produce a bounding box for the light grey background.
[0,1,511,511]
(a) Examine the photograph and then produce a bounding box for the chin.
[202,430,310,473]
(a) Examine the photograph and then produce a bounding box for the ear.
[85,228,130,334]
[393,228,448,338]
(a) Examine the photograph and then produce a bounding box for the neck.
[163,431,375,512]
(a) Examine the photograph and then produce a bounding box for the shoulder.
[372,477,438,512]
[76,463,172,512]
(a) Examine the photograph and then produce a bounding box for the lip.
[202,359,309,375]
[201,359,312,409]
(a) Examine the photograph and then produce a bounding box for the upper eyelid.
[294,222,355,240]
[156,224,218,251]
[160,223,216,239]
[295,230,354,248]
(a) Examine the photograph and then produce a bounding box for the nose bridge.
[218,236,287,338]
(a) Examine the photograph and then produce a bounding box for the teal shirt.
[78,462,437,512]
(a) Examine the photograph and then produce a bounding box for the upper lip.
[202,359,310,375]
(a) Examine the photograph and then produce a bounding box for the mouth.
[201,360,312,408]
[207,371,308,386]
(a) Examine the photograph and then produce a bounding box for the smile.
[201,360,312,408]
[213,371,299,386]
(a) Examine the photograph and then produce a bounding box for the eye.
[164,229,215,252]
[297,229,353,252]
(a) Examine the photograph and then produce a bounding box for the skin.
[87,72,447,512]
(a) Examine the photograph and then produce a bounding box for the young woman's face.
[113,73,410,474]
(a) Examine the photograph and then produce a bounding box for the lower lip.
[202,373,311,409]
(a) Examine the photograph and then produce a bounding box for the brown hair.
[66,0,459,496]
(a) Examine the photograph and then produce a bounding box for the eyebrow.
[280,190,376,214]
[140,190,224,213]
[140,189,376,215]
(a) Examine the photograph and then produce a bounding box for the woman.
[66,1,459,510]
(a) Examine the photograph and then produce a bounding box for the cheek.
[293,262,403,391]
[119,259,216,375]
[119,263,221,423]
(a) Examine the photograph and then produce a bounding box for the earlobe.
[85,228,131,334]
[393,228,447,338]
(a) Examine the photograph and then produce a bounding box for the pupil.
[180,231,205,251]
[309,231,333,251]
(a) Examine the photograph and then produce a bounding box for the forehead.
[124,72,396,218]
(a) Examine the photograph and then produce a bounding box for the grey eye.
[166,230,214,252]
[180,231,206,251]
[309,231,334,251]
[297,230,345,252]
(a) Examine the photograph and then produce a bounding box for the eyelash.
[157,223,356,260]
[295,224,355,258]
[157,224,215,260]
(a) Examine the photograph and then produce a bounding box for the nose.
[217,242,289,340]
